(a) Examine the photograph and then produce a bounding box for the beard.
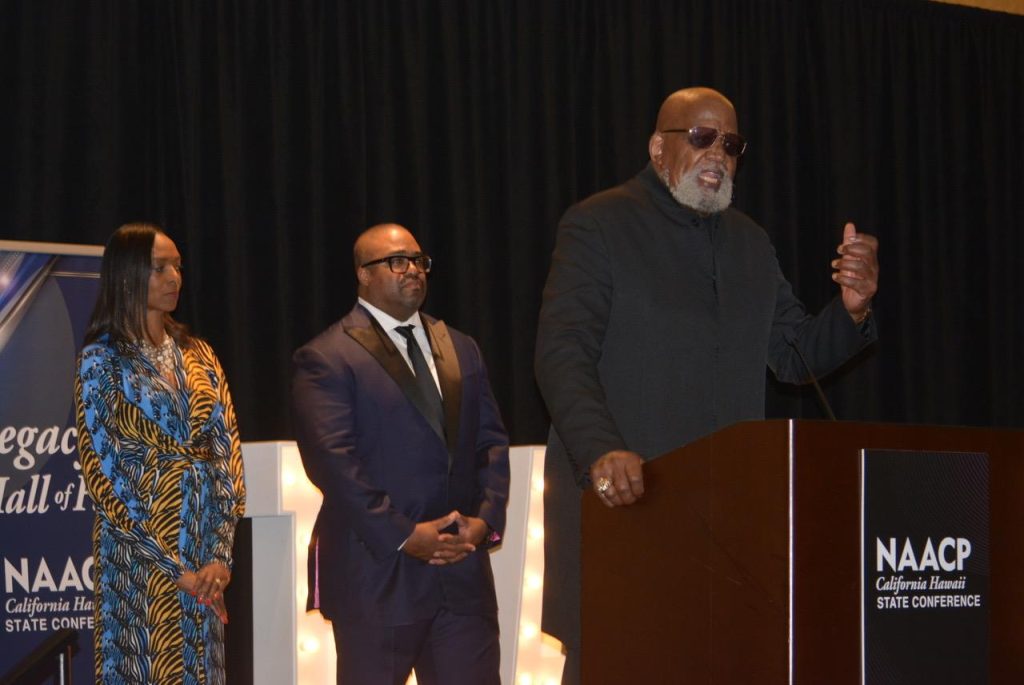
[663,165,734,214]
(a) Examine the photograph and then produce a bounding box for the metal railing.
[0,629,79,685]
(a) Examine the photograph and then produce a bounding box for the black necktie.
[396,324,445,438]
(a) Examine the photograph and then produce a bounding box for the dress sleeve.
[204,343,246,569]
[76,344,186,580]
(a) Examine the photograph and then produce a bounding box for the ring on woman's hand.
[596,477,612,494]
[214,578,221,584]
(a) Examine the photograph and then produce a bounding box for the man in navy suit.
[292,223,510,685]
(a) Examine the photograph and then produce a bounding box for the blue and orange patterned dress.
[75,335,246,684]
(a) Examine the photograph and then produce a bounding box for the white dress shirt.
[358,297,442,396]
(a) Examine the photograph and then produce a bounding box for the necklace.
[139,335,178,379]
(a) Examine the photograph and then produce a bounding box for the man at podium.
[534,86,879,684]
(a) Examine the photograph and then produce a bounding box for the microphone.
[784,333,837,421]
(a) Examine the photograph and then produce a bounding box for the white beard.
[663,165,734,214]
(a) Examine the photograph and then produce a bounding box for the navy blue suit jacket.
[291,304,510,626]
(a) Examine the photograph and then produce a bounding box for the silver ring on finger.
[596,477,613,494]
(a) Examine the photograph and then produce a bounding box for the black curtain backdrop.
[2,0,1022,444]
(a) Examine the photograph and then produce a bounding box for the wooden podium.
[580,420,1024,684]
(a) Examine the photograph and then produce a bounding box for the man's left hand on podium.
[590,450,645,508]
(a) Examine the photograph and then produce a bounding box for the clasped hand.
[403,511,488,566]
[174,561,231,623]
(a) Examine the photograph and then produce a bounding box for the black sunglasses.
[661,126,748,158]
[360,254,433,274]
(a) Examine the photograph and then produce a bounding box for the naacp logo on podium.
[861,450,989,685]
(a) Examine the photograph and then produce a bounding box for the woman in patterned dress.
[75,223,246,684]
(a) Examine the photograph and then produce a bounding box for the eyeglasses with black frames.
[660,126,748,158]
[360,254,433,274]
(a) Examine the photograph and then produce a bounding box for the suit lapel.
[425,317,462,462]
[345,307,451,447]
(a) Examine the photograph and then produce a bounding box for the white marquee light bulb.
[298,635,320,653]
[282,468,298,488]
[520,621,539,641]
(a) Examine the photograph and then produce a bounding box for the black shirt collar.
[637,162,721,228]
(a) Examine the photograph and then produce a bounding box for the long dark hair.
[83,222,191,348]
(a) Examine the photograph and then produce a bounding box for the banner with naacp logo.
[861,449,989,685]
[0,240,102,683]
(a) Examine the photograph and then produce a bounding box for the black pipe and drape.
[2,0,1022,443]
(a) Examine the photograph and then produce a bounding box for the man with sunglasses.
[535,87,878,684]
[292,223,510,684]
